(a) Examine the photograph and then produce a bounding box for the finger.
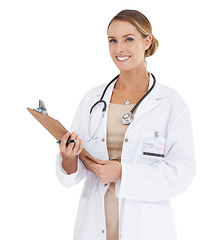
[67,131,77,151]
[83,157,100,169]
[91,162,103,175]
[60,132,71,150]
[93,157,108,165]
[85,158,99,170]
[72,135,80,154]
[83,156,92,164]
[76,137,83,155]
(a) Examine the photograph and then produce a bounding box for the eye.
[126,37,134,42]
[126,38,134,42]
[109,39,116,43]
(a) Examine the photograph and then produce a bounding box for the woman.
[56,9,196,240]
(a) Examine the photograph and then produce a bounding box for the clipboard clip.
[34,100,48,115]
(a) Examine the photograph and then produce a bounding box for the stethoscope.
[88,73,156,141]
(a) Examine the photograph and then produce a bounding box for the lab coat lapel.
[133,93,159,123]
[132,77,164,124]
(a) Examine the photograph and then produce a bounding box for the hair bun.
[145,35,159,57]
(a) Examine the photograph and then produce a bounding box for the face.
[107,20,151,72]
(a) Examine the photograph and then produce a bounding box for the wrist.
[62,153,77,162]
[62,154,78,174]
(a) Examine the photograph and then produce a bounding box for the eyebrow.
[108,34,135,39]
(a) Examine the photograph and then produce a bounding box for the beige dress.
[104,103,135,240]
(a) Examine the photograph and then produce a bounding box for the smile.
[116,56,131,62]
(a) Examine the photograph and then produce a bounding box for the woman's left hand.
[81,157,122,183]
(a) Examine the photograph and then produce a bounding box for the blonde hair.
[108,9,159,57]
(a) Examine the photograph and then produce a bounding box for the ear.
[145,35,152,51]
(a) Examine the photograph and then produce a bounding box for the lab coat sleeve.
[56,152,87,188]
[55,94,88,188]
[117,102,196,202]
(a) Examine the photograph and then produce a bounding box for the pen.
[57,139,77,145]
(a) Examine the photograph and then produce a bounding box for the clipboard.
[27,107,68,141]
[27,101,94,161]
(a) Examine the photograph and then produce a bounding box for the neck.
[115,67,150,91]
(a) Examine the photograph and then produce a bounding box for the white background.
[0,0,202,239]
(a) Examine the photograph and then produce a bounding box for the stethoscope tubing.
[89,74,119,114]
[88,73,156,140]
[130,73,156,114]
[90,73,156,115]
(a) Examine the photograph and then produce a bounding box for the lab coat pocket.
[73,197,88,240]
[139,203,177,240]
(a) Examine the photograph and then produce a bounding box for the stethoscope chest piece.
[122,112,134,125]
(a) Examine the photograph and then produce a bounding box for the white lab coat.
[56,73,196,240]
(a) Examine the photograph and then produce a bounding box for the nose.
[115,41,125,54]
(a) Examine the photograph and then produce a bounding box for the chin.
[116,65,137,73]
[115,61,144,73]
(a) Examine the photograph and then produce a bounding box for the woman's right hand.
[59,132,83,174]
[59,132,83,159]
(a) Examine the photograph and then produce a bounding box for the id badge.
[143,133,166,158]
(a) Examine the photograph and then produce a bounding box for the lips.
[116,56,131,62]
